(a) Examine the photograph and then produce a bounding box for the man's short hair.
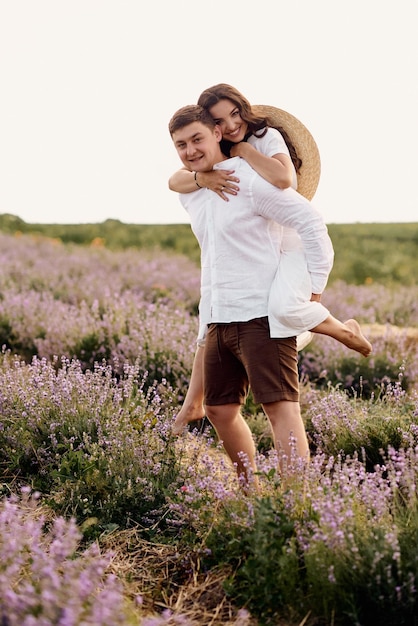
[168,105,216,136]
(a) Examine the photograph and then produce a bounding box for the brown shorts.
[204,317,299,406]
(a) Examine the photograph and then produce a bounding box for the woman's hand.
[197,169,240,201]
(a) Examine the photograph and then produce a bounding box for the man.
[168,104,334,485]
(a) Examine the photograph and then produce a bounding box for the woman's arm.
[168,168,198,193]
[168,167,240,199]
[230,142,293,189]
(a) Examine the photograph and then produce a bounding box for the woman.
[169,84,371,435]
[169,84,299,192]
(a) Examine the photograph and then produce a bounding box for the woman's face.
[209,98,249,143]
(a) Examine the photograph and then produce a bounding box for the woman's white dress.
[248,129,331,342]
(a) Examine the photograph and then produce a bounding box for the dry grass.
[102,526,315,626]
[101,527,256,625]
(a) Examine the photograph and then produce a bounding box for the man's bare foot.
[343,319,373,357]
[172,404,205,436]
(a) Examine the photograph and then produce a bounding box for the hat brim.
[252,104,321,200]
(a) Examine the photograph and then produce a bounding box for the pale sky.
[1,0,417,226]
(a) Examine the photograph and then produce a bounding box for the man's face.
[172,121,223,172]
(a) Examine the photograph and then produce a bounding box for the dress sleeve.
[248,128,290,158]
[255,182,334,293]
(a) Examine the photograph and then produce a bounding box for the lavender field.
[1,231,418,625]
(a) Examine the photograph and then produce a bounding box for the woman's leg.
[172,345,205,435]
[311,316,372,356]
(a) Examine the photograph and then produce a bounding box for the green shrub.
[204,496,302,625]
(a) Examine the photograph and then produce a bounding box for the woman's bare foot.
[172,404,205,436]
[343,319,373,357]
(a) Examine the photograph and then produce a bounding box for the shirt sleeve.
[249,129,298,190]
[255,180,334,293]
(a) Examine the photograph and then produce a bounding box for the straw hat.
[252,104,321,200]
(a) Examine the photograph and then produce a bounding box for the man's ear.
[214,125,222,142]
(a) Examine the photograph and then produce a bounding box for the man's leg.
[235,318,308,470]
[205,403,257,484]
[263,400,309,469]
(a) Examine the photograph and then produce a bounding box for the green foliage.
[300,499,418,625]
[0,354,183,531]
[0,214,202,264]
[1,215,418,624]
[72,332,112,365]
[0,315,13,348]
[205,497,301,625]
[2,213,418,285]
[50,429,181,531]
[0,313,39,361]
[244,411,274,454]
[300,346,412,398]
[326,222,418,286]
[305,383,418,469]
